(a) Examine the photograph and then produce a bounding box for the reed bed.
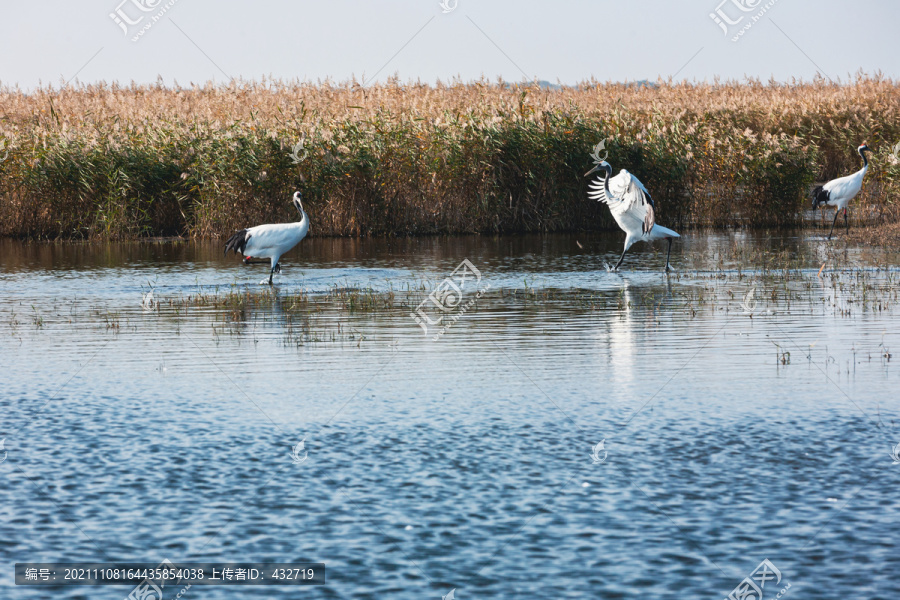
[1,76,899,239]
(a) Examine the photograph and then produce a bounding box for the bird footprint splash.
[141,288,155,311]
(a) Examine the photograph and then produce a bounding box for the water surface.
[1,232,899,599]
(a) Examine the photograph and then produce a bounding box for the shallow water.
[1,232,899,599]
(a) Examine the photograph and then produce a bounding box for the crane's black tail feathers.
[811,185,829,209]
[224,229,250,256]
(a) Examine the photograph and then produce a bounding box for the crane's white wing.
[588,175,620,206]
[589,169,655,235]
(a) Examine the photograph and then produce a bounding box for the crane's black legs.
[664,238,673,273]
[844,208,849,233]
[266,260,283,285]
[611,241,674,272]
[827,210,840,240]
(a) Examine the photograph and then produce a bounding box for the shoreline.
[2,222,899,244]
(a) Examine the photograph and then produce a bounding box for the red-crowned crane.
[812,143,872,239]
[224,191,309,284]
[585,161,680,272]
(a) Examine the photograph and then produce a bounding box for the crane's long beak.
[584,164,601,177]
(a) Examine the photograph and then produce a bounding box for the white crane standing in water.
[812,142,872,239]
[585,151,680,272]
[224,191,309,284]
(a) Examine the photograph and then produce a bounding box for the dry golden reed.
[0,75,898,239]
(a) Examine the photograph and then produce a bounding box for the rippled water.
[1,232,899,599]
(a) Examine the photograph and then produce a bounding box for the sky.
[0,0,898,89]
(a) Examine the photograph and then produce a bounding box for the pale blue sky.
[1,0,897,89]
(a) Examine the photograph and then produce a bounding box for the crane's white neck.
[291,195,309,240]
[292,195,307,222]
[601,167,615,202]
[298,211,309,239]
